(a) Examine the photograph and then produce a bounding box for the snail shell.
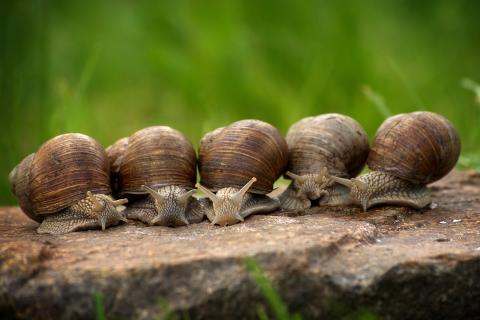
[199,119,288,194]
[109,126,197,196]
[286,114,369,178]
[367,111,461,184]
[9,133,127,233]
[279,114,369,210]
[332,111,461,211]
[197,120,288,226]
[107,126,200,226]
[12,133,111,217]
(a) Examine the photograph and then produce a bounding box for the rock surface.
[1,170,480,320]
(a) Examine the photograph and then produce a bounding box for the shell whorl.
[199,119,288,194]
[367,111,461,184]
[114,126,197,195]
[286,114,369,178]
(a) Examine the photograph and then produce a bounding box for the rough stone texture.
[1,170,480,320]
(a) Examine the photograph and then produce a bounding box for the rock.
[1,170,480,319]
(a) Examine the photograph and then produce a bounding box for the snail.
[331,111,461,211]
[278,114,370,210]
[9,133,128,234]
[196,119,288,226]
[107,126,204,227]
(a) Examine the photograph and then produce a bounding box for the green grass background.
[1,0,479,205]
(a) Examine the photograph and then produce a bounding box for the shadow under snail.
[331,111,461,211]
[9,133,128,234]
[196,119,288,226]
[107,126,204,227]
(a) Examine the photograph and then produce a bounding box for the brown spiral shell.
[199,119,288,194]
[367,111,461,184]
[286,114,370,178]
[9,133,111,220]
[110,126,197,195]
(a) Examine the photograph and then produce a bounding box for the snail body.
[196,120,288,226]
[332,111,461,211]
[278,114,370,210]
[107,126,203,227]
[9,133,128,234]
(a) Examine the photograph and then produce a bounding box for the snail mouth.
[211,210,244,226]
[306,191,324,200]
[151,213,189,227]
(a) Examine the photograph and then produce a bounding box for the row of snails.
[9,111,461,235]
[8,120,287,234]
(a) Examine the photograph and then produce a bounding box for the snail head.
[86,191,128,230]
[330,176,370,211]
[286,167,333,200]
[196,177,257,226]
[142,185,195,226]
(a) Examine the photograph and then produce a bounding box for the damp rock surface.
[1,170,480,319]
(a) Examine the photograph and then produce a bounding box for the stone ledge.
[1,170,480,319]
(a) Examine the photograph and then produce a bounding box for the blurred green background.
[1,0,479,205]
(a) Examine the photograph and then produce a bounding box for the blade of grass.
[345,309,379,320]
[362,85,392,119]
[257,306,270,320]
[245,257,299,320]
[458,154,480,171]
[388,57,424,108]
[461,78,480,106]
[157,298,179,320]
[94,292,106,320]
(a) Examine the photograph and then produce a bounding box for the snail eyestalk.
[111,198,129,206]
[195,183,219,204]
[232,177,257,203]
[177,189,197,203]
[197,177,257,226]
[285,171,306,182]
[143,185,164,204]
[87,191,104,212]
[330,176,352,188]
